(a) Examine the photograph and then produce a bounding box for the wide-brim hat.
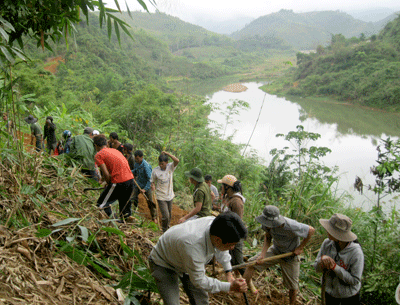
[24,114,37,124]
[217,174,237,187]
[319,213,357,242]
[256,205,285,228]
[185,167,204,183]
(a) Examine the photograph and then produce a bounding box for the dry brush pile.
[0,149,320,305]
[0,150,158,304]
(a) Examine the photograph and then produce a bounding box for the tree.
[0,0,155,65]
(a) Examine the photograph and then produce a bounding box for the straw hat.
[255,205,285,228]
[217,175,237,187]
[319,214,357,242]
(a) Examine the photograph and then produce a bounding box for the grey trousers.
[149,259,209,305]
[158,200,173,232]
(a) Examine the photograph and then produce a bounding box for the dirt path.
[136,194,187,227]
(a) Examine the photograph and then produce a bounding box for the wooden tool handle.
[231,252,294,271]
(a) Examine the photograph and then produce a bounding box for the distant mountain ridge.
[231,9,398,50]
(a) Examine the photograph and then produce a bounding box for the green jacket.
[69,134,96,170]
[193,182,212,218]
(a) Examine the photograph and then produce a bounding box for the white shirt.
[149,217,232,293]
[150,162,176,201]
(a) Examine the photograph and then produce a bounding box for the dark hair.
[134,150,143,157]
[210,211,247,243]
[124,143,133,153]
[93,135,108,147]
[109,132,118,140]
[46,116,53,122]
[223,180,243,194]
[159,154,169,162]
[204,175,212,182]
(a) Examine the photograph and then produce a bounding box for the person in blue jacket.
[131,150,157,223]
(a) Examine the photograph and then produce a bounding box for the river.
[207,82,400,211]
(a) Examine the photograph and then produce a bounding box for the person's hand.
[229,278,247,293]
[293,246,303,256]
[140,189,146,194]
[321,255,336,269]
[225,272,235,283]
[178,217,185,224]
[161,151,167,155]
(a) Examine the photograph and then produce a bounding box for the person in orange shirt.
[93,135,134,221]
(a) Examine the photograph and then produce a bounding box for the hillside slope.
[232,9,391,50]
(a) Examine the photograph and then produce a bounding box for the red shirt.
[95,148,133,183]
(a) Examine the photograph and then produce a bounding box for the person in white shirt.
[149,212,248,305]
[150,151,179,232]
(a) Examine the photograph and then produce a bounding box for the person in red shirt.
[93,135,134,221]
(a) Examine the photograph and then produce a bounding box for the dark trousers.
[325,292,360,305]
[35,137,42,152]
[97,179,134,218]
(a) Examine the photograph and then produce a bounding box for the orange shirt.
[95,148,133,184]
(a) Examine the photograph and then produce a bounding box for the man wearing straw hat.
[314,213,364,305]
[243,205,315,305]
[25,114,42,152]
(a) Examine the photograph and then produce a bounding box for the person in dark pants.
[131,150,157,223]
[43,116,57,155]
[25,114,42,152]
[93,135,134,221]
[314,214,364,305]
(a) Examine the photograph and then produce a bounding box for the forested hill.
[231,9,396,50]
[118,11,234,52]
[280,15,400,111]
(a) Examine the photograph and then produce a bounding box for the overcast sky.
[116,0,400,22]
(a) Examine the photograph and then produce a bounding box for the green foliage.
[283,15,400,110]
[231,9,387,50]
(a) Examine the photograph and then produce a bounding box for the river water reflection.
[207,82,400,211]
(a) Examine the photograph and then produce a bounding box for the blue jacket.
[133,159,152,191]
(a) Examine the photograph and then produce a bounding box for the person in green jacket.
[69,127,98,181]
[178,167,212,223]
[25,114,42,152]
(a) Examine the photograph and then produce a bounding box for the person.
[69,127,98,181]
[2,112,15,138]
[109,132,124,153]
[62,130,72,154]
[205,175,219,210]
[43,116,57,155]
[314,213,364,305]
[178,167,212,223]
[131,150,157,223]
[123,143,135,170]
[217,174,245,274]
[25,114,42,152]
[93,130,100,136]
[244,205,315,305]
[149,211,248,305]
[93,135,134,220]
[150,151,180,232]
